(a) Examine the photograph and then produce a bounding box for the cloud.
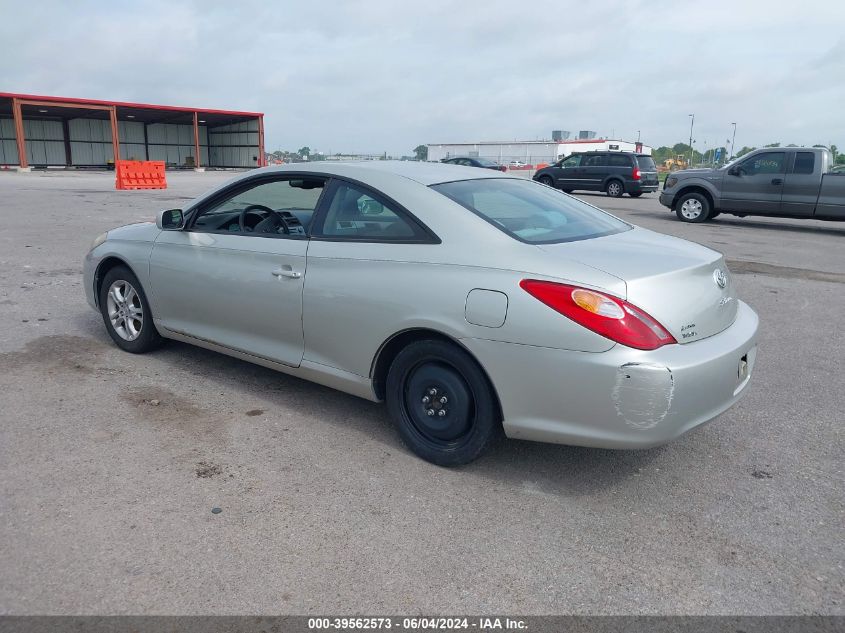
[1,0,843,154]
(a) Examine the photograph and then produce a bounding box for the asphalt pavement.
[0,169,842,615]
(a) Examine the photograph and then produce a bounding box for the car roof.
[244,160,512,186]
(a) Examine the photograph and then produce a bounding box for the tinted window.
[582,154,608,167]
[607,154,631,167]
[316,182,422,241]
[560,155,581,168]
[742,152,785,175]
[636,156,657,171]
[432,178,630,244]
[794,152,815,174]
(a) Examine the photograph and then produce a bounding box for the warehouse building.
[0,93,265,170]
[427,136,652,166]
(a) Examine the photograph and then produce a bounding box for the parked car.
[509,160,526,168]
[534,151,659,197]
[659,147,845,223]
[441,156,507,172]
[84,162,758,466]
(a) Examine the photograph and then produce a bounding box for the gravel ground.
[0,169,842,615]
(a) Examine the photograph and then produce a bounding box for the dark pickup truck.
[659,147,845,223]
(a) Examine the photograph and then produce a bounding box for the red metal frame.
[192,111,201,168]
[258,115,266,167]
[11,98,27,168]
[0,92,262,118]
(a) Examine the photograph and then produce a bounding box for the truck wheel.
[675,192,711,223]
[606,180,624,197]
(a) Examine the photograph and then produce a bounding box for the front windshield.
[432,178,631,244]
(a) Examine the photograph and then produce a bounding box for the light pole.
[637,130,641,143]
[688,114,695,166]
[730,122,737,160]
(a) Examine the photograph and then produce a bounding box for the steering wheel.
[238,204,285,233]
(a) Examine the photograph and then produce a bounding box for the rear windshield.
[431,178,631,244]
[636,156,657,171]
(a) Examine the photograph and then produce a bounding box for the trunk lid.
[537,227,738,344]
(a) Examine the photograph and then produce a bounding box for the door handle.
[771,178,783,185]
[272,268,301,279]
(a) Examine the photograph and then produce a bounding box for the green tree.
[831,144,838,162]
[736,146,756,158]
[413,145,428,161]
[764,142,781,148]
[297,146,311,158]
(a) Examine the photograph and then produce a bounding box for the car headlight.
[666,176,678,189]
[89,232,108,251]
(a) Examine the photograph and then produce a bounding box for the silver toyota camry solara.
[84,161,758,465]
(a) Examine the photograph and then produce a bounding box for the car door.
[555,154,583,189]
[301,178,441,377]
[721,151,786,214]
[580,153,609,191]
[780,151,818,217]
[148,175,327,367]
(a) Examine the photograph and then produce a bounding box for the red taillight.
[499,165,508,172]
[632,167,641,180]
[519,279,676,350]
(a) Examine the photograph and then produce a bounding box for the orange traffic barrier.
[115,160,167,190]
[535,163,549,169]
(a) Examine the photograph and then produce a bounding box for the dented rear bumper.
[460,301,759,449]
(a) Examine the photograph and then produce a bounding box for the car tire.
[629,192,643,198]
[99,265,163,354]
[606,180,624,197]
[385,339,501,466]
[537,175,555,188]
[562,189,574,194]
[675,192,712,223]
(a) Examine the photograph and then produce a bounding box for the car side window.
[793,152,815,174]
[741,152,785,176]
[313,181,429,242]
[561,155,581,168]
[607,154,630,167]
[582,154,608,167]
[190,177,326,237]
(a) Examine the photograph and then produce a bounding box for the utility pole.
[688,114,695,166]
[637,130,641,142]
[730,122,737,160]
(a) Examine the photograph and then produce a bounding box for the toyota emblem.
[713,269,727,288]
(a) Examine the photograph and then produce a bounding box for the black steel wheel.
[537,175,555,188]
[386,339,501,466]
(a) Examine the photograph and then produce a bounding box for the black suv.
[533,151,659,197]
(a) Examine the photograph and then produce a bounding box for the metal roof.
[0,92,262,117]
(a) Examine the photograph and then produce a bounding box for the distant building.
[426,138,652,166]
[1,92,264,169]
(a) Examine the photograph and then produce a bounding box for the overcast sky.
[2,0,843,155]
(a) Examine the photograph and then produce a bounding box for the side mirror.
[157,208,184,230]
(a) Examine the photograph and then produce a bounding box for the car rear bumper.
[460,300,759,449]
[629,182,659,193]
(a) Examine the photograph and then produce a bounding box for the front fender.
[666,178,723,210]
